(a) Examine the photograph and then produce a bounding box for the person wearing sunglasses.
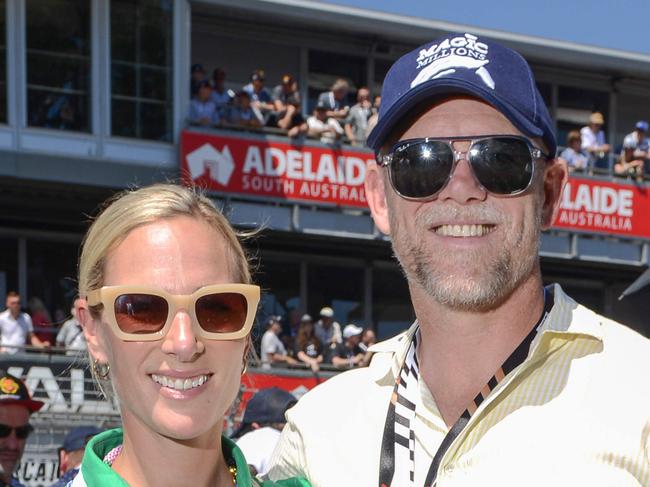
[269,33,650,486]
[73,184,309,487]
[0,371,43,487]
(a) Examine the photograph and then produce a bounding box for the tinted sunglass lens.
[114,294,168,334]
[195,293,248,334]
[391,141,453,199]
[471,138,533,194]
[15,424,32,439]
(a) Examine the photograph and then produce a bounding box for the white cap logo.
[411,33,495,90]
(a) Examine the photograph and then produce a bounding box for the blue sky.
[328,0,650,55]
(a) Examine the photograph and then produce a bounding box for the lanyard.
[379,291,553,487]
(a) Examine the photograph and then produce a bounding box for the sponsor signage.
[181,131,371,208]
[181,131,650,240]
[554,177,650,239]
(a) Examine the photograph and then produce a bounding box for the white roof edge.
[217,0,650,65]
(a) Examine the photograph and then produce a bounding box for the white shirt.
[268,284,650,486]
[0,310,33,354]
[260,330,287,367]
[236,426,282,476]
[307,116,343,144]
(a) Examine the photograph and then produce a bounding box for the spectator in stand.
[307,102,344,144]
[331,324,365,368]
[242,70,274,118]
[317,79,350,120]
[269,74,299,125]
[345,87,372,146]
[233,388,297,477]
[229,91,264,128]
[190,63,207,97]
[28,297,54,345]
[210,68,235,119]
[55,298,87,356]
[314,306,341,363]
[50,426,102,487]
[0,371,43,487]
[189,80,220,126]
[260,316,297,368]
[277,95,308,138]
[358,328,376,353]
[623,120,650,160]
[558,130,589,172]
[293,316,322,373]
[580,112,610,166]
[365,94,381,140]
[0,292,49,354]
[614,138,645,179]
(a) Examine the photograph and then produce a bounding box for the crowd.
[559,113,650,179]
[259,306,376,372]
[188,65,381,147]
[0,291,87,355]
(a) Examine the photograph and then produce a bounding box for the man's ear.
[365,160,391,235]
[541,157,568,229]
[76,298,108,363]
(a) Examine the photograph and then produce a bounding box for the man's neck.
[412,273,546,427]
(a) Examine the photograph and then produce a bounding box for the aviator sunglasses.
[376,135,550,200]
[0,423,33,439]
[86,284,260,341]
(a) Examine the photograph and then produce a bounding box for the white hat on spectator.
[343,324,363,339]
[319,306,334,318]
[300,314,313,322]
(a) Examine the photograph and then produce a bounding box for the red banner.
[181,130,372,208]
[181,130,650,239]
[554,177,650,239]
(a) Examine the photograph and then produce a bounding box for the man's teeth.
[435,224,494,237]
[151,374,209,390]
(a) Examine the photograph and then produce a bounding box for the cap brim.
[367,77,546,153]
[4,398,45,413]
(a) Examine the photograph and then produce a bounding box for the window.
[255,258,301,338]
[26,0,91,132]
[0,0,6,124]
[307,262,365,326]
[372,265,414,339]
[111,0,173,142]
[556,86,609,148]
[307,50,366,112]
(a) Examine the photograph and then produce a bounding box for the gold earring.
[92,359,110,380]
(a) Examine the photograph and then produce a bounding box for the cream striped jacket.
[268,284,650,486]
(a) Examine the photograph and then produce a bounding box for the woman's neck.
[111,418,234,487]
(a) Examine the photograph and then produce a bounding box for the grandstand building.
[0,0,649,343]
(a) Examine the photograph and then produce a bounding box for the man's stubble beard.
[389,193,544,312]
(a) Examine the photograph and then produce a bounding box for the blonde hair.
[79,184,251,307]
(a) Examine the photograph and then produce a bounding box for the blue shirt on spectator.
[242,83,272,104]
[189,99,220,125]
[559,146,589,171]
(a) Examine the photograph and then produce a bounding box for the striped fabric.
[267,284,650,487]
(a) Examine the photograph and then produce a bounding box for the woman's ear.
[76,298,108,363]
[365,160,391,235]
[541,157,568,229]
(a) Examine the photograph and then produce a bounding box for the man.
[260,316,297,368]
[580,111,610,165]
[55,298,87,356]
[0,292,49,354]
[210,68,235,118]
[614,138,645,178]
[344,87,372,146]
[269,33,650,486]
[306,103,344,144]
[49,426,102,487]
[330,324,365,368]
[190,63,206,96]
[623,120,650,160]
[0,371,44,487]
[558,130,589,171]
[242,70,274,116]
[358,328,376,353]
[313,307,342,365]
[188,80,219,126]
[317,79,350,120]
[233,388,297,477]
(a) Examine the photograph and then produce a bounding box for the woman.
[73,184,308,487]
[293,319,323,373]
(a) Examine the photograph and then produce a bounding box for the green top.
[72,428,309,487]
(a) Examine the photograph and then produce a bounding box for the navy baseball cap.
[242,387,296,425]
[367,32,557,157]
[62,425,103,452]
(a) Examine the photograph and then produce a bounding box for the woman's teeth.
[151,374,209,390]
